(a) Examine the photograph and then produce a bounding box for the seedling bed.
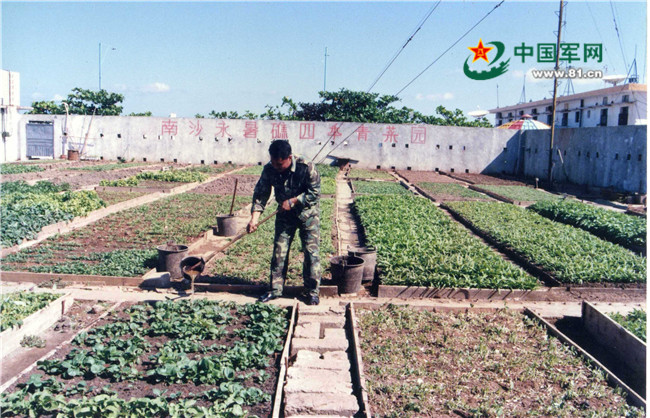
[206,199,337,287]
[0,160,110,180]
[355,304,643,416]
[347,168,394,181]
[191,174,260,196]
[443,201,646,286]
[0,299,291,417]
[470,184,560,205]
[414,182,493,202]
[95,190,149,206]
[440,171,529,186]
[47,163,177,190]
[545,302,646,398]
[396,170,461,184]
[352,194,538,290]
[2,193,249,278]
[350,180,410,195]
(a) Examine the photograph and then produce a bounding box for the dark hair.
[269,140,292,159]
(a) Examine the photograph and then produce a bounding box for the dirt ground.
[191,174,259,195]
[396,170,460,184]
[446,172,530,186]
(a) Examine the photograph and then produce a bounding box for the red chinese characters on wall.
[161,119,178,136]
[300,123,315,140]
[355,125,370,142]
[411,126,426,144]
[244,121,258,139]
[328,124,342,139]
[383,126,398,143]
[189,119,203,136]
[215,121,232,138]
[271,122,289,140]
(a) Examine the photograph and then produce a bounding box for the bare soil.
[446,172,530,186]
[191,174,259,196]
[396,170,461,184]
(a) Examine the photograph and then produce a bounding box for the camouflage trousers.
[270,205,321,297]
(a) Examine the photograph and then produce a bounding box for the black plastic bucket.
[347,246,377,282]
[156,244,189,279]
[215,215,238,236]
[330,255,365,294]
[179,256,205,281]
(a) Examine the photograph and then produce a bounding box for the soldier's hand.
[247,221,258,233]
[280,199,293,212]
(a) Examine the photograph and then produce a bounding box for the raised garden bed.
[353,195,537,289]
[1,193,249,277]
[529,199,646,252]
[442,171,529,186]
[191,174,260,196]
[356,304,643,416]
[470,184,560,204]
[0,299,290,417]
[95,190,149,206]
[416,182,493,201]
[609,308,646,342]
[206,199,336,286]
[351,180,409,195]
[1,181,107,248]
[347,168,394,181]
[66,162,150,172]
[1,291,72,358]
[396,170,460,184]
[444,201,646,285]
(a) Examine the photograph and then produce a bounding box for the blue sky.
[2,1,646,121]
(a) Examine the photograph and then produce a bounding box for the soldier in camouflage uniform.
[247,140,321,305]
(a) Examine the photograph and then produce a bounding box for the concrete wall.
[16,115,521,174]
[14,114,646,193]
[521,125,646,193]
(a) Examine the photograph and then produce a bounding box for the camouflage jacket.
[251,155,321,213]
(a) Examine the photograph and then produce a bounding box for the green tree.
[128,111,152,117]
[208,88,492,127]
[29,88,124,116]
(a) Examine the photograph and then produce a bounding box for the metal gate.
[26,121,54,158]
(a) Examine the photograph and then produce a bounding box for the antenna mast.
[548,0,565,186]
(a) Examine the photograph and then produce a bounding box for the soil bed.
[1,299,288,417]
[444,172,530,186]
[357,305,642,417]
[1,161,116,182]
[48,164,187,190]
[191,174,259,196]
[397,170,461,184]
[1,193,249,277]
[95,190,149,206]
[549,316,645,398]
[416,182,494,202]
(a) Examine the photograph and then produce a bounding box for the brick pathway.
[283,304,360,417]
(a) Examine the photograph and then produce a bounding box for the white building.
[490,83,647,128]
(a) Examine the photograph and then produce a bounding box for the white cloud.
[415,92,454,101]
[141,82,170,93]
[53,94,64,101]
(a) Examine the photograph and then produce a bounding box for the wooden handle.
[204,209,279,263]
[229,179,239,216]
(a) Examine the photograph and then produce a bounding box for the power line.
[585,1,615,73]
[394,0,505,97]
[609,0,628,71]
[366,1,442,93]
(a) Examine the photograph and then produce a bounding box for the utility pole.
[323,47,329,92]
[548,0,564,186]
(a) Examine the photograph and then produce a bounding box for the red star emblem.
[468,39,493,63]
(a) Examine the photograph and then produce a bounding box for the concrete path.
[335,175,361,255]
[284,304,360,417]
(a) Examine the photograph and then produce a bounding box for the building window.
[547,115,553,125]
[507,112,513,117]
[533,116,538,120]
[496,112,502,119]
[600,109,608,126]
[575,111,580,123]
[497,119,503,126]
[519,110,524,116]
[561,112,568,126]
[580,99,585,107]
[545,105,553,112]
[587,110,591,118]
[622,95,630,103]
[618,107,629,126]
[532,108,537,115]
[602,96,608,105]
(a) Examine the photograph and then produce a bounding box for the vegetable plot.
[208,199,336,285]
[0,163,45,175]
[445,201,646,284]
[529,200,646,249]
[348,168,394,180]
[353,195,537,289]
[0,300,288,417]
[609,309,646,342]
[1,292,60,331]
[417,182,492,201]
[352,181,409,195]
[1,181,106,247]
[99,169,208,187]
[475,185,559,202]
[358,305,642,417]
[2,194,249,277]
